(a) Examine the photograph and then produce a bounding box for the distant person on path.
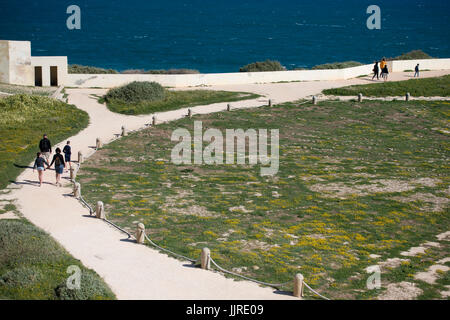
[382,64,389,82]
[39,134,52,163]
[48,147,65,187]
[63,141,72,172]
[372,61,379,80]
[33,152,49,187]
[414,64,420,77]
[379,58,387,80]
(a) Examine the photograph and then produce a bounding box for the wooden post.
[152,116,157,126]
[227,104,231,111]
[201,247,211,270]
[96,138,102,149]
[121,126,127,137]
[293,273,304,298]
[268,99,272,107]
[136,223,145,244]
[96,201,105,219]
[73,182,81,199]
[312,96,317,105]
[78,151,83,164]
[406,92,410,101]
[358,93,363,102]
[188,109,192,118]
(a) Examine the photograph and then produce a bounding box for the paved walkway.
[2,70,449,300]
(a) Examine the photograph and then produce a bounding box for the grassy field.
[77,98,450,299]
[323,75,450,97]
[101,90,260,115]
[0,94,89,189]
[0,218,115,300]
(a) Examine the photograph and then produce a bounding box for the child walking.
[33,152,49,187]
[63,141,72,172]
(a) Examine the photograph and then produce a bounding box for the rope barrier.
[144,234,197,263]
[209,256,290,290]
[303,282,331,300]
[104,218,134,239]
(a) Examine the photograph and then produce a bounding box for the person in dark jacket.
[63,141,72,172]
[48,147,65,187]
[33,152,49,187]
[39,134,52,163]
[414,64,420,77]
[372,61,379,80]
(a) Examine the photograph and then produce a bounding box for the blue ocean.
[1,0,449,73]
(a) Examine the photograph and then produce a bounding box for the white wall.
[67,58,450,88]
[0,40,34,86]
[390,58,450,72]
[66,65,372,88]
[31,56,68,87]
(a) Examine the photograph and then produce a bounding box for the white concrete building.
[0,40,67,87]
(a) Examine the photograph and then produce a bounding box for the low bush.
[103,90,260,115]
[311,61,363,70]
[121,69,200,74]
[0,266,44,288]
[104,81,166,104]
[0,219,115,300]
[393,50,433,60]
[68,64,118,74]
[239,60,286,72]
[55,271,116,300]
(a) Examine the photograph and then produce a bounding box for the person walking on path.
[382,64,389,82]
[372,61,379,80]
[63,141,72,172]
[414,64,420,77]
[33,152,49,187]
[39,134,52,163]
[379,58,387,80]
[47,147,65,187]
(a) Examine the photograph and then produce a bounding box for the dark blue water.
[1,0,449,73]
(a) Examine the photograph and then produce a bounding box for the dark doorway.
[34,66,42,86]
[50,66,58,86]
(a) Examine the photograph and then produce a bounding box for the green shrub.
[105,81,166,104]
[55,271,115,300]
[311,61,363,70]
[68,64,118,74]
[393,50,433,60]
[0,219,116,300]
[0,219,63,268]
[103,90,260,115]
[239,60,286,72]
[121,69,200,74]
[0,266,43,288]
